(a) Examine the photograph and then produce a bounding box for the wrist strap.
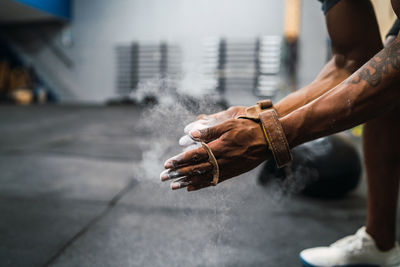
[201,142,219,186]
[237,99,273,120]
[259,109,292,168]
[237,99,291,168]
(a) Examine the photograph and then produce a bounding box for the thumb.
[196,114,208,120]
[189,120,230,143]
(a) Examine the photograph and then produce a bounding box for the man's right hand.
[179,106,246,151]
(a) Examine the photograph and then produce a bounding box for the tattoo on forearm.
[348,40,400,87]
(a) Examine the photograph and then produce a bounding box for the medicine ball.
[258,134,362,199]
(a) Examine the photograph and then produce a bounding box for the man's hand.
[199,106,247,121]
[161,118,270,191]
[179,106,246,150]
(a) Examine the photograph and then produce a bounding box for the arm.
[161,1,393,191]
[179,0,382,151]
[282,34,400,147]
[164,37,400,191]
[275,0,383,116]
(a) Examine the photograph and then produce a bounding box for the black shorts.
[318,0,399,37]
[318,0,341,14]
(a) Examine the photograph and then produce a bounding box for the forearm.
[281,36,400,147]
[275,0,382,118]
[274,56,353,117]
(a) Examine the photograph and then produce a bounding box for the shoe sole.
[299,255,379,267]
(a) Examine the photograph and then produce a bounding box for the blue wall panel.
[15,0,71,20]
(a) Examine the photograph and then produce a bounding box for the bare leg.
[364,104,400,251]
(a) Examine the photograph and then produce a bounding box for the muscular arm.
[282,34,400,147]
[275,0,382,117]
[162,1,397,191]
[180,1,382,148]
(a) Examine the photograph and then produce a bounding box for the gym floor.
[0,105,397,267]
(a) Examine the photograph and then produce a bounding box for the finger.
[183,144,200,152]
[189,120,232,143]
[160,169,181,182]
[170,177,191,190]
[196,114,207,120]
[175,162,213,178]
[179,135,196,147]
[164,145,209,169]
[161,162,213,181]
[165,136,226,169]
[183,120,209,135]
[171,175,213,190]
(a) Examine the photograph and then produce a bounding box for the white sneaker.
[299,227,400,267]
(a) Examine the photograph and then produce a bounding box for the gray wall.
[6,0,327,103]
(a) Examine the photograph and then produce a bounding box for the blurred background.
[0,0,328,105]
[0,0,397,266]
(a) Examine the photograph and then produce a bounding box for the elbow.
[333,54,360,74]
[332,39,383,75]
[332,45,381,75]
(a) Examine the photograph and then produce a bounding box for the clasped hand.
[161,114,271,191]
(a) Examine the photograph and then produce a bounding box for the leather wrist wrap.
[259,109,292,168]
[237,99,273,120]
[237,99,292,168]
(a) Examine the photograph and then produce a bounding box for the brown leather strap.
[257,99,273,109]
[237,99,274,121]
[201,142,219,186]
[259,109,292,168]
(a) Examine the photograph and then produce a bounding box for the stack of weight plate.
[202,36,282,99]
[116,44,136,95]
[202,37,221,95]
[115,42,181,96]
[255,36,282,97]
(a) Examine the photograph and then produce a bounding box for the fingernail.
[170,182,181,190]
[164,155,181,169]
[160,170,169,181]
[164,160,173,169]
[190,130,201,139]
